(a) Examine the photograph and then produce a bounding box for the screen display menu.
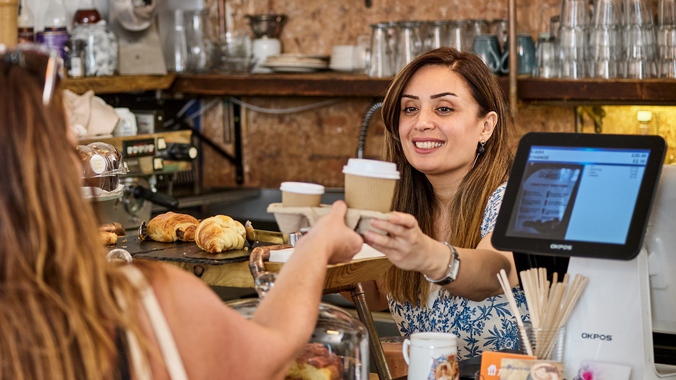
[506,146,648,244]
[492,132,666,260]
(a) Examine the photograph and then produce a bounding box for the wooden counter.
[164,255,392,290]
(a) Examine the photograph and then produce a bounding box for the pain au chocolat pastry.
[286,342,343,380]
[195,215,246,253]
[147,212,199,242]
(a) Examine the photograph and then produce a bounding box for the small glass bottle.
[17,0,34,44]
[67,39,85,78]
[37,0,70,61]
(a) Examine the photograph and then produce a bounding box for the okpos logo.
[581,332,613,341]
[550,243,573,250]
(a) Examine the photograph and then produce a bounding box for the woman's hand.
[362,212,443,274]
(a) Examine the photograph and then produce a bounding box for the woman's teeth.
[414,141,443,149]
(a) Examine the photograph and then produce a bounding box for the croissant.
[100,231,118,246]
[147,212,199,242]
[195,215,246,253]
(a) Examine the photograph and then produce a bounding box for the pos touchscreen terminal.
[491,132,676,380]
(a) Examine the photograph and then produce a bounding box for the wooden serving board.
[109,229,288,266]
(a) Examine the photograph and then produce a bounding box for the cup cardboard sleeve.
[344,173,396,213]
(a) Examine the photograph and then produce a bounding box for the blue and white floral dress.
[387,184,530,360]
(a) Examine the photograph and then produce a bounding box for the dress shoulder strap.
[117,265,189,380]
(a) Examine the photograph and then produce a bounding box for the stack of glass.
[623,0,657,78]
[588,0,623,78]
[658,0,676,77]
[558,0,590,78]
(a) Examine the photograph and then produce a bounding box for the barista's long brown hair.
[381,47,514,304]
[0,49,156,379]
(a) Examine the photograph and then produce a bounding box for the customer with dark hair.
[362,47,528,359]
[0,44,363,379]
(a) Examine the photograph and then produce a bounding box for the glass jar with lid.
[227,249,370,379]
[70,20,118,76]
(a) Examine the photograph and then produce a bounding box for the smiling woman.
[359,47,528,360]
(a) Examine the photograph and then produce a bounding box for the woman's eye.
[437,106,453,113]
[402,106,418,114]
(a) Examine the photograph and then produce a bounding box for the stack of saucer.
[261,54,329,72]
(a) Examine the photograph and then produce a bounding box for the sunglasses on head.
[0,43,64,106]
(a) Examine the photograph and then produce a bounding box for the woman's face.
[397,65,495,180]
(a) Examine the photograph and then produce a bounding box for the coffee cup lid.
[280,181,325,195]
[342,158,400,180]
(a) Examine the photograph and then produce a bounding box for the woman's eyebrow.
[431,92,457,99]
[401,92,458,100]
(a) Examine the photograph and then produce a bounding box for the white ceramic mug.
[402,332,459,380]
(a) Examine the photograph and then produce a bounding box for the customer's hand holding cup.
[342,158,400,212]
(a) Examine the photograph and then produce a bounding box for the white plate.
[267,66,320,73]
[329,65,354,72]
[262,60,329,73]
[267,54,330,61]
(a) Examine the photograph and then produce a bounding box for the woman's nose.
[414,109,436,131]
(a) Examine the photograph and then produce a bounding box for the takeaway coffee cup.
[402,332,459,380]
[342,158,400,212]
[280,182,325,207]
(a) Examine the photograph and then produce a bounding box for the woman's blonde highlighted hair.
[0,49,158,379]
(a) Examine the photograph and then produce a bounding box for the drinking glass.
[172,9,188,73]
[492,18,509,54]
[623,0,657,78]
[184,9,209,73]
[368,22,394,77]
[447,20,466,51]
[353,33,371,74]
[534,32,560,78]
[465,19,490,52]
[558,0,590,78]
[658,0,676,77]
[395,21,423,73]
[588,0,623,78]
[424,20,449,52]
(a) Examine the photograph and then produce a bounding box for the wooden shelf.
[62,73,176,94]
[511,78,676,105]
[63,72,676,105]
[170,72,392,97]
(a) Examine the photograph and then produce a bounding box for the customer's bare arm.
[149,201,363,379]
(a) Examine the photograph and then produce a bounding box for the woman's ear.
[481,111,498,141]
